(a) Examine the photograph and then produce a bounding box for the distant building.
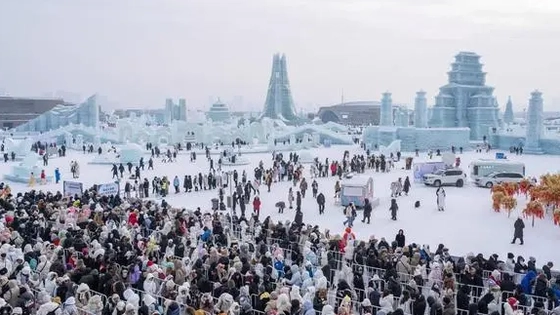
[0,96,72,129]
[207,100,231,122]
[317,101,411,126]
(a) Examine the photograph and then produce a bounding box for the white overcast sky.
[1,0,559,111]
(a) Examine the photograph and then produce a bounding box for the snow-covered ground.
[2,145,560,266]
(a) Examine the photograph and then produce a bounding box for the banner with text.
[97,182,120,197]
[63,181,83,197]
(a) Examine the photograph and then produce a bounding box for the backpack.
[46,306,60,315]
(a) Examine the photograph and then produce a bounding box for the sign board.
[97,182,120,197]
[63,181,83,197]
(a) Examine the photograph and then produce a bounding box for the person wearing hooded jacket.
[286,265,302,287]
[427,296,443,315]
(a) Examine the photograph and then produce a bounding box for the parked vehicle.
[469,159,525,182]
[475,172,525,188]
[423,168,467,187]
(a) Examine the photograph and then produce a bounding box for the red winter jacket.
[253,198,261,211]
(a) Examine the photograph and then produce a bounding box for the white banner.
[97,182,120,197]
[63,181,83,197]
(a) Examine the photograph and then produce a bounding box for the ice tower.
[414,90,428,128]
[503,96,514,125]
[259,53,299,123]
[380,92,393,126]
[429,52,499,140]
[524,90,544,154]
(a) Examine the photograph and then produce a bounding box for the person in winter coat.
[395,229,406,248]
[511,217,525,245]
[296,191,302,211]
[436,187,446,211]
[442,296,455,315]
[311,180,319,198]
[343,203,356,227]
[288,188,295,209]
[520,270,537,294]
[362,198,372,224]
[390,199,398,220]
[54,168,61,184]
[403,176,411,195]
[317,193,326,214]
[300,178,308,198]
[294,210,303,227]
[427,296,443,315]
[173,176,180,193]
[253,197,261,219]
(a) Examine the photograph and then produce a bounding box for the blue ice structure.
[414,91,428,128]
[362,91,470,152]
[428,52,500,140]
[259,53,301,124]
[380,92,393,126]
[207,100,231,122]
[4,153,53,183]
[503,97,515,125]
[164,98,187,124]
[14,95,99,132]
[490,91,553,154]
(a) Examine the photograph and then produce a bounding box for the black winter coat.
[514,218,525,237]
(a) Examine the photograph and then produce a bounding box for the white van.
[469,159,525,182]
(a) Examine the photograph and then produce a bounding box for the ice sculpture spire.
[414,90,427,128]
[259,53,299,123]
[380,92,393,126]
[525,90,544,154]
[503,96,514,125]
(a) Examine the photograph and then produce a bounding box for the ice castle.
[428,52,500,140]
[259,53,301,124]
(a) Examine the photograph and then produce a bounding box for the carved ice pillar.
[525,90,544,154]
[396,109,409,127]
[380,92,393,126]
[414,91,428,128]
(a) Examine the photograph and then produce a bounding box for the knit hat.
[13,307,23,315]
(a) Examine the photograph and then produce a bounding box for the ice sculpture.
[379,140,402,156]
[524,90,544,154]
[259,53,300,124]
[503,96,514,125]
[119,143,144,164]
[428,52,499,140]
[14,95,99,132]
[380,92,393,126]
[414,91,428,128]
[4,153,53,183]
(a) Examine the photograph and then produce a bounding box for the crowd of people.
[0,142,558,315]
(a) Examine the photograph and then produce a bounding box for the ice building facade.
[428,52,500,140]
[259,53,300,124]
[14,95,99,132]
[207,100,231,122]
[489,91,560,154]
[362,92,470,152]
[164,98,187,124]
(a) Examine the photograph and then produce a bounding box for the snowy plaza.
[4,144,560,266]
